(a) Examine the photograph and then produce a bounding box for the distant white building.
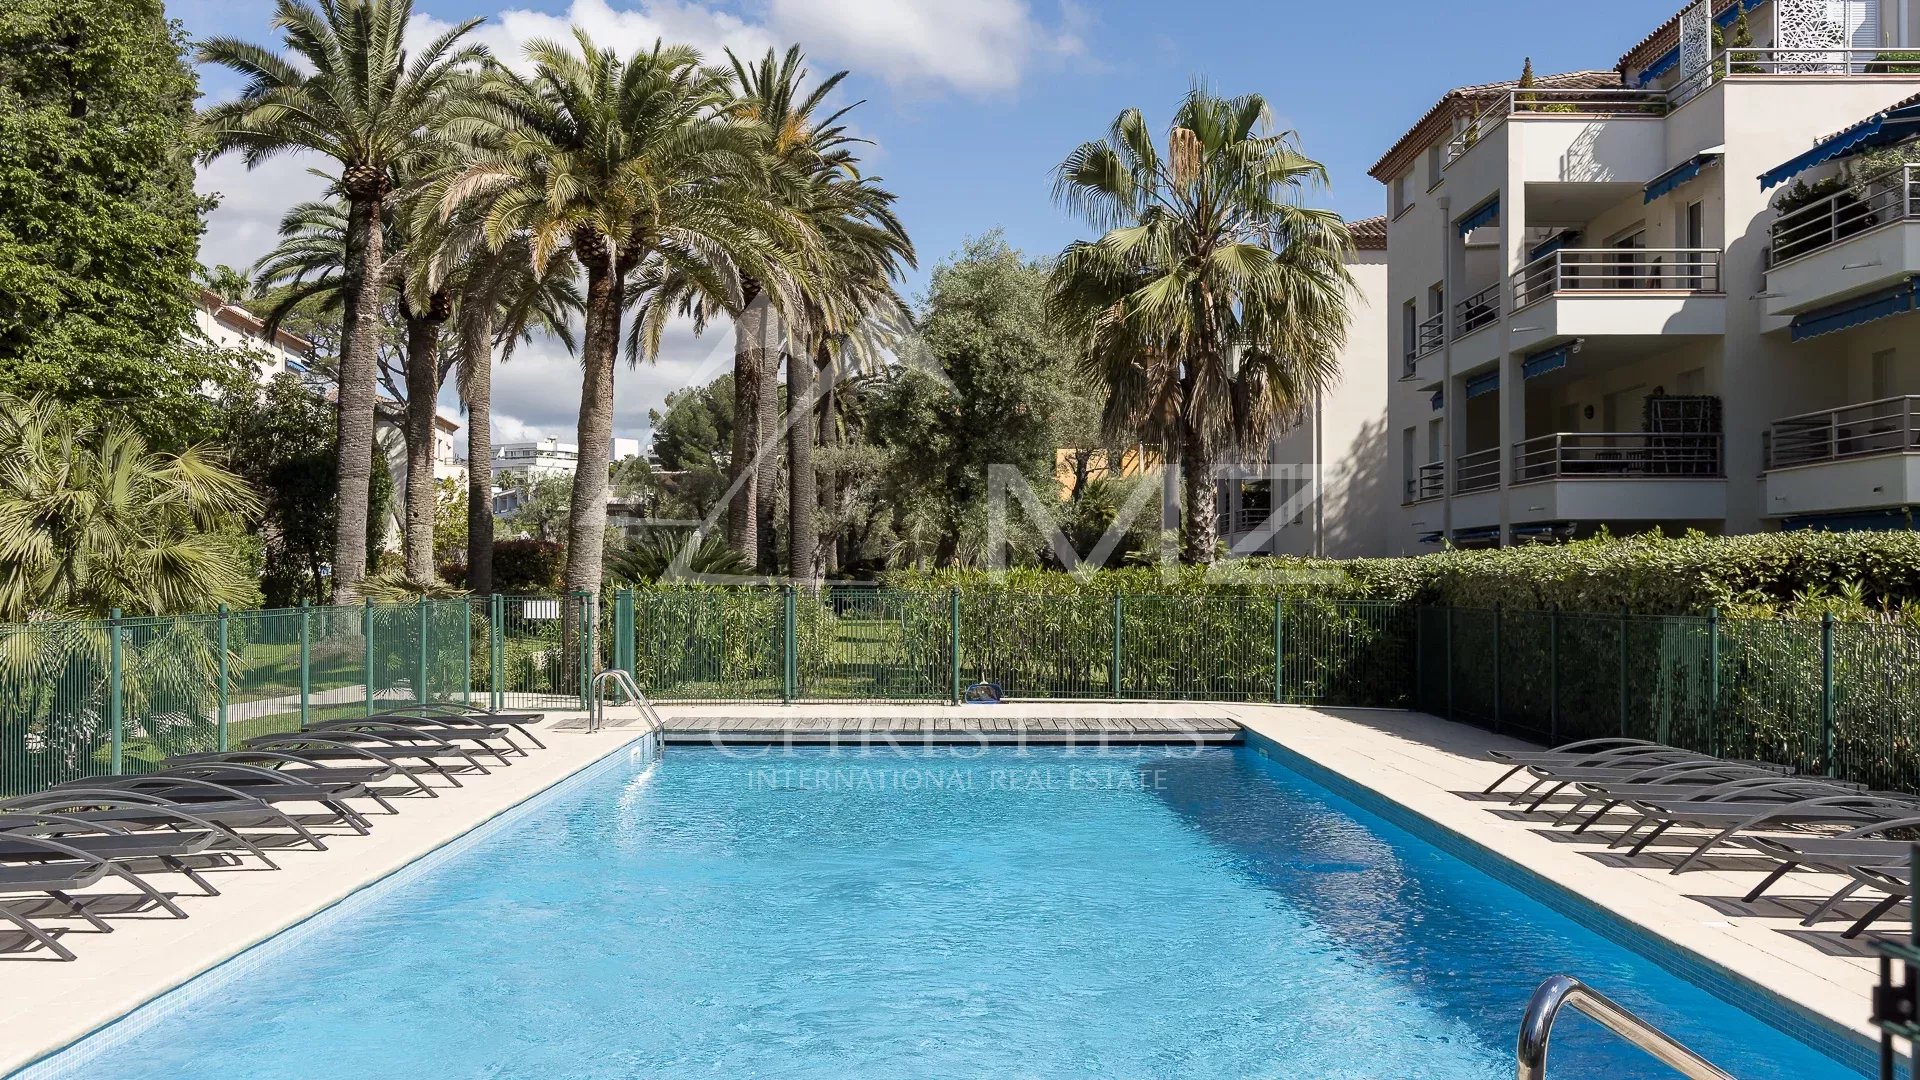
[494,437,644,483]
[194,288,316,381]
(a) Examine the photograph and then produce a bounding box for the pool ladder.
[1516,975,1734,1080]
[588,669,667,741]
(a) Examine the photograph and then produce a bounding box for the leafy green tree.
[0,395,262,620]
[432,477,468,567]
[648,375,735,521]
[198,0,484,601]
[866,234,1068,567]
[438,32,811,600]
[218,373,338,606]
[1050,87,1354,563]
[0,0,250,446]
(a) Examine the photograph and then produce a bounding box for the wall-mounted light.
[1841,260,1883,271]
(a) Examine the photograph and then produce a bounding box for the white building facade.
[1372,0,1920,552]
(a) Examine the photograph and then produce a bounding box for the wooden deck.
[654,714,1243,745]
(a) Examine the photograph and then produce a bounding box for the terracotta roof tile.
[1368,70,1622,182]
[1346,214,1388,250]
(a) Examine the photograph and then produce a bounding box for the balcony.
[1509,433,1726,524]
[1508,248,1726,352]
[1765,164,1920,318]
[1403,461,1445,505]
[1764,397,1920,518]
[1402,312,1445,380]
[1455,448,1501,494]
[1443,87,1669,172]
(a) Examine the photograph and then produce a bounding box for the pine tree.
[1517,57,1538,111]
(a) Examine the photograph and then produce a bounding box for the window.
[1872,349,1898,398]
[1402,427,1417,500]
[1401,299,1419,365]
[1682,201,1706,289]
[1426,419,1444,465]
[1391,171,1412,217]
[1426,143,1444,188]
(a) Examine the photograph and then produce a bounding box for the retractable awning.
[1452,526,1502,544]
[1522,345,1572,379]
[1789,278,1919,342]
[1457,197,1500,237]
[1416,531,1445,546]
[1529,230,1579,261]
[1761,99,1920,190]
[1632,0,1774,88]
[1644,152,1721,203]
[1430,390,1444,411]
[1465,371,1500,399]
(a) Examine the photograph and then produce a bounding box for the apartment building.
[1374,0,1920,552]
[1218,216,1393,556]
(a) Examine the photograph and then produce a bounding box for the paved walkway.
[641,701,1243,744]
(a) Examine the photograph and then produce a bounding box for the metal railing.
[1404,461,1445,504]
[1456,447,1502,493]
[1727,46,1920,76]
[1516,975,1735,1080]
[1771,163,1920,266]
[588,668,665,737]
[1514,432,1724,482]
[1443,88,1668,168]
[1513,248,1723,308]
[1767,396,1920,469]
[1455,283,1501,335]
[1218,507,1278,535]
[1416,311,1445,356]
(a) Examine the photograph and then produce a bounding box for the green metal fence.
[1413,606,1920,794]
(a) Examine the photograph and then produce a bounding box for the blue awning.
[1761,101,1920,190]
[1789,278,1919,342]
[1429,390,1444,411]
[1522,345,1571,379]
[1416,531,1445,546]
[1452,526,1502,545]
[1644,153,1721,203]
[1782,507,1918,532]
[1465,371,1500,399]
[1456,197,1500,237]
[1529,230,1579,261]
[1633,0,1773,87]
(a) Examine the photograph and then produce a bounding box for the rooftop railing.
[1770,163,1920,266]
[1513,248,1723,309]
[1766,396,1920,469]
[1443,88,1668,169]
[1454,283,1501,336]
[1513,432,1724,483]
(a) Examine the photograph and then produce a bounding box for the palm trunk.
[1179,372,1217,565]
[402,313,441,582]
[727,282,766,560]
[463,311,495,595]
[814,350,838,577]
[755,313,782,574]
[331,194,383,601]
[564,256,623,596]
[786,335,819,585]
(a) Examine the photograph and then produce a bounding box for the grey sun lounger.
[1484,739,1675,793]
[0,862,114,961]
[165,748,437,800]
[1553,770,1826,827]
[1589,787,1918,874]
[65,768,381,830]
[2,790,329,861]
[0,825,200,916]
[1511,760,1786,816]
[372,706,547,749]
[235,733,485,786]
[305,720,519,766]
[1832,862,1918,939]
[1736,829,1920,924]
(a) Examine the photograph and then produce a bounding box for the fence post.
[1111,595,1124,699]
[216,605,230,752]
[108,608,124,776]
[1413,604,1425,710]
[1821,611,1836,777]
[1547,605,1559,745]
[949,588,962,705]
[782,585,797,703]
[362,598,374,716]
[1707,607,1721,758]
[489,594,504,712]
[1443,604,1454,722]
[299,601,312,729]
[1273,598,1286,704]
[1617,605,1630,738]
[416,599,430,706]
[462,600,473,706]
[1492,602,1503,734]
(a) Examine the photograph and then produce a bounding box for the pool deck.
[0,702,1891,1076]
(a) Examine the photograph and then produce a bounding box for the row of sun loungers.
[1483,737,1920,940]
[0,705,548,961]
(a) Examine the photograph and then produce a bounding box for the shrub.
[490,540,564,595]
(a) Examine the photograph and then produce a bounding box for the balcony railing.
[1726,47,1920,77]
[1404,461,1446,504]
[1455,448,1502,494]
[1217,506,1282,536]
[1443,88,1668,168]
[1416,311,1445,355]
[1513,433,1724,483]
[1512,248,1723,309]
[1454,283,1501,336]
[1766,397,1920,469]
[1770,164,1920,266]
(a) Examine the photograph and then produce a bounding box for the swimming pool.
[20,743,1861,1078]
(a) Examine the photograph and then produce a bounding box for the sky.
[175,0,1688,451]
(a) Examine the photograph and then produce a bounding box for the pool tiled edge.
[1236,724,1882,1078]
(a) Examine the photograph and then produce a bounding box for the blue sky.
[177,0,1687,444]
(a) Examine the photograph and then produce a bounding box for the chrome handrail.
[589,668,666,740]
[1765,396,1920,469]
[1516,975,1734,1080]
[1513,248,1722,309]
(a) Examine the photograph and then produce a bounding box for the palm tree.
[1049,87,1355,564]
[718,47,861,570]
[435,33,811,600]
[197,0,484,601]
[0,396,262,620]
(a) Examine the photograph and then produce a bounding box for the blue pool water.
[28,744,1859,1079]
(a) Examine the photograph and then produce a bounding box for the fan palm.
[197,0,484,600]
[0,396,262,620]
[435,32,812,597]
[1049,87,1354,564]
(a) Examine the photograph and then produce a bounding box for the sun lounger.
[236,732,484,785]
[1483,739,1674,793]
[2,790,327,861]
[1596,787,1917,874]
[371,705,547,749]
[305,719,519,765]
[0,826,200,915]
[165,748,436,799]
[0,863,114,960]
[67,767,381,829]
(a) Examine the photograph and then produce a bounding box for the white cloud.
[195,153,334,275]
[415,0,777,73]
[765,0,1081,93]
